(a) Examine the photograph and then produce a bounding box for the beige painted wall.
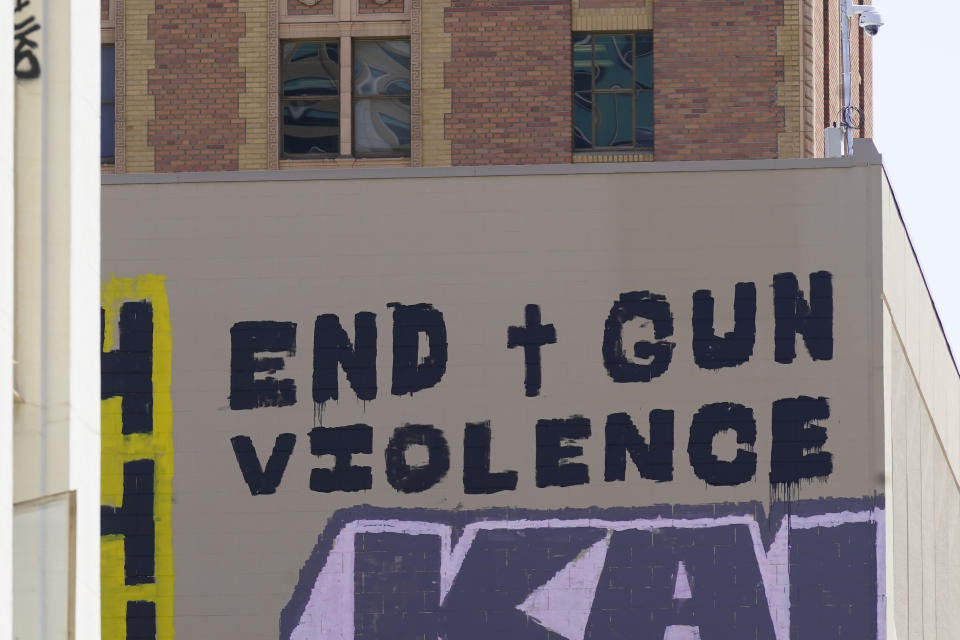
[881,175,960,477]
[103,162,886,638]
[884,321,960,640]
[881,172,960,640]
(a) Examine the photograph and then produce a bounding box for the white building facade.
[2,2,101,638]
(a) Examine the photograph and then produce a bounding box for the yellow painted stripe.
[101,275,175,640]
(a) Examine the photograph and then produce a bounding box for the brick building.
[99,0,873,173]
[87,3,960,640]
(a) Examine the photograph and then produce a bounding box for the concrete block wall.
[882,170,960,640]
[885,316,960,640]
[100,161,896,640]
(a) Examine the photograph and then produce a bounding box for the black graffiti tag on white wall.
[226,272,835,497]
[14,0,41,80]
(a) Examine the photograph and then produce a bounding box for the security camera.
[846,1,884,36]
[859,8,883,36]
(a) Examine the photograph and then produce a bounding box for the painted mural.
[283,502,883,640]
[225,273,881,640]
[101,276,174,640]
[226,274,836,498]
[101,168,886,640]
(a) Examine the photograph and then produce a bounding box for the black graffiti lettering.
[603,291,675,383]
[14,16,41,80]
[687,402,757,486]
[102,303,154,435]
[312,313,377,406]
[230,433,296,496]
[126,601,157,640]
[604,410,674,483]
[692,282,757,369]
[507,304,557,397]
[15,0,31,10]
[14,15,36,30]
[773,271,834,364]
[770,396,833,490]
[389,303,448,396]
[463,421,518,494]
[385,424,450,493]
[229,321,297,410]
[536,416,591,488]
[309,425,373,493]
[101,459,156,585]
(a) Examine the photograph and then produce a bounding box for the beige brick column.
[419,0,452,166]
[827,0,841,135]
[778,0,803,158]
[124,0,156,173]
[239,0,270,170]
[571,1,652,32]
[860,8,873,139]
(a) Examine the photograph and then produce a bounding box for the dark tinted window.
[352,40,411,157]
[101,46,115,162]
[281,41,340,156]
[572,32,653,152]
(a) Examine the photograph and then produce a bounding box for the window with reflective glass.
[352,40,411,157]
[572,32,653,151]
[281,40,340,156]
[101,45,115,163]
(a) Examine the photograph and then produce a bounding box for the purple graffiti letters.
[282,503,884,640]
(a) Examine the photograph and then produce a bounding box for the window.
[281,40,340,156]
[352,40,411,157]
[279,38,410,159]
[101,45,115,163]
[573,33,652,152]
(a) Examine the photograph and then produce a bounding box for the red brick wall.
[444,0,571,166]
[359,0,405,14]
[147,1,247,172]
[286,0,335,16]
[654,0,785,161]
[102,0,110,21]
